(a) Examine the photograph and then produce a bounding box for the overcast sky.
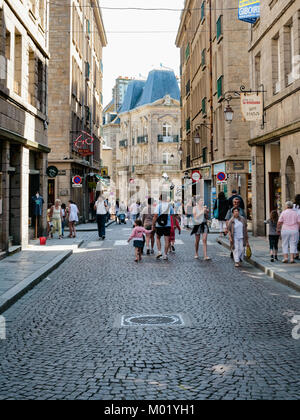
[100,0,184,106]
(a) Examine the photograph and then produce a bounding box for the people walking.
[130,201,141,225]
[185,199,193,229]
[191,199,211,260]
[264,210,280,262]
[47,203,53,239]
[50,199,63,239]
[228,189,245,210]
[61,203,66,237]
[68,200,79,238]
[225,197,246,258]
[128,219,151,262]
[228,208,249,268]
[95,195,108,240]
[169,214,181,253]
[152,194,174,260]
[141,197,156,255]
[213,191,229,238]
[117,201,127,224]
[277,201,300,264]
[293,194,300,259]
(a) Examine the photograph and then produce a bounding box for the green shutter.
[202,98,206,115]
[217,76,223,98]
[217,16,223,40]
[185,43,190,61]
[201,2,205,20]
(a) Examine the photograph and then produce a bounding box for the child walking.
[265,210,280,262]
[128,220,151,262]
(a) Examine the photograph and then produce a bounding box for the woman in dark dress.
[213,191,229,238]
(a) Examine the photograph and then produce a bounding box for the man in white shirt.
[94,195,108,240]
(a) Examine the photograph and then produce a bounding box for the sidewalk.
[64,219,115,232]
[0,236,83,314]
[218,234,300,292]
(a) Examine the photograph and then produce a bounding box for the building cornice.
[175,0,192,47]
[248,119,300,146]
[0,127,50,153]
[92,0,108,47]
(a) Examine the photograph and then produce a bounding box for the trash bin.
[39,237,47,245]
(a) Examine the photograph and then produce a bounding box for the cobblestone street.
[0,224,300,400]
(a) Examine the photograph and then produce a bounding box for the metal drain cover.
[121,314,184,327]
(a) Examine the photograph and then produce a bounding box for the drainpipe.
[209,0,214,167]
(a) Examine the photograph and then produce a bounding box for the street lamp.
[224,103,234,123]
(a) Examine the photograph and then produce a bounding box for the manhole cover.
[121,314,184,327]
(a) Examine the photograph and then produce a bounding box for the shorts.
[195,223,209,235]
[133,240,144,248]
[269,235,279,250]
[156,227,171,237]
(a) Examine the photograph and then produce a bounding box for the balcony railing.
[137,136,148,144]
[158,135,179,143]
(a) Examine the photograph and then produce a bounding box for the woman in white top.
[228,208,249,267]
[68,200,79,238]
[50,199,63,239]
[191,199,211,260]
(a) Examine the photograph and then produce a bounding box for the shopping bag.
[245,244,252,259]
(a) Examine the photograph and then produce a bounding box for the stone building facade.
[176,0,252,215]
[47,0,107,220]
[116,69,182,205]
[0,0,49,252]
[248,0,300,236]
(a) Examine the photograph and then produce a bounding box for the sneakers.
[156,253,162,259]
[162,255,168,260]
[271,257,274,262]
[146,249,150,255]
[171,245,175,252]
[151,249,154,254]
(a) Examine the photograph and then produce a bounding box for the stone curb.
[64,220,115,232]
[217,238,300,293]
[0,240,84,315]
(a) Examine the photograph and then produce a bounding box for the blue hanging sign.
[238,0,260,24]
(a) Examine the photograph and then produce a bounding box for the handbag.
[213,199,219,219]
[246,244,252,259]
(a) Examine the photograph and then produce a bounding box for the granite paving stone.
[0,226,299,400]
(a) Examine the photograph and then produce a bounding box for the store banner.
[240,92,263,122]
[238,0,260,24]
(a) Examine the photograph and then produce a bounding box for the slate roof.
[136,69,180,108]
[118,69,180,114]
[118,80,146,114]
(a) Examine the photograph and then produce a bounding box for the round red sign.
[72,175,82,185]
[192,170,202,182]
[216,172,227,181]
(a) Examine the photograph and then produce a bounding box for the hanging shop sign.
[238,0,260,24]
[240,92,263,121]
[46,166,58,178]
[78,149,93,156]
[101,167,108,177]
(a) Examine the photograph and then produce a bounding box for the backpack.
[157,204,170,227]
